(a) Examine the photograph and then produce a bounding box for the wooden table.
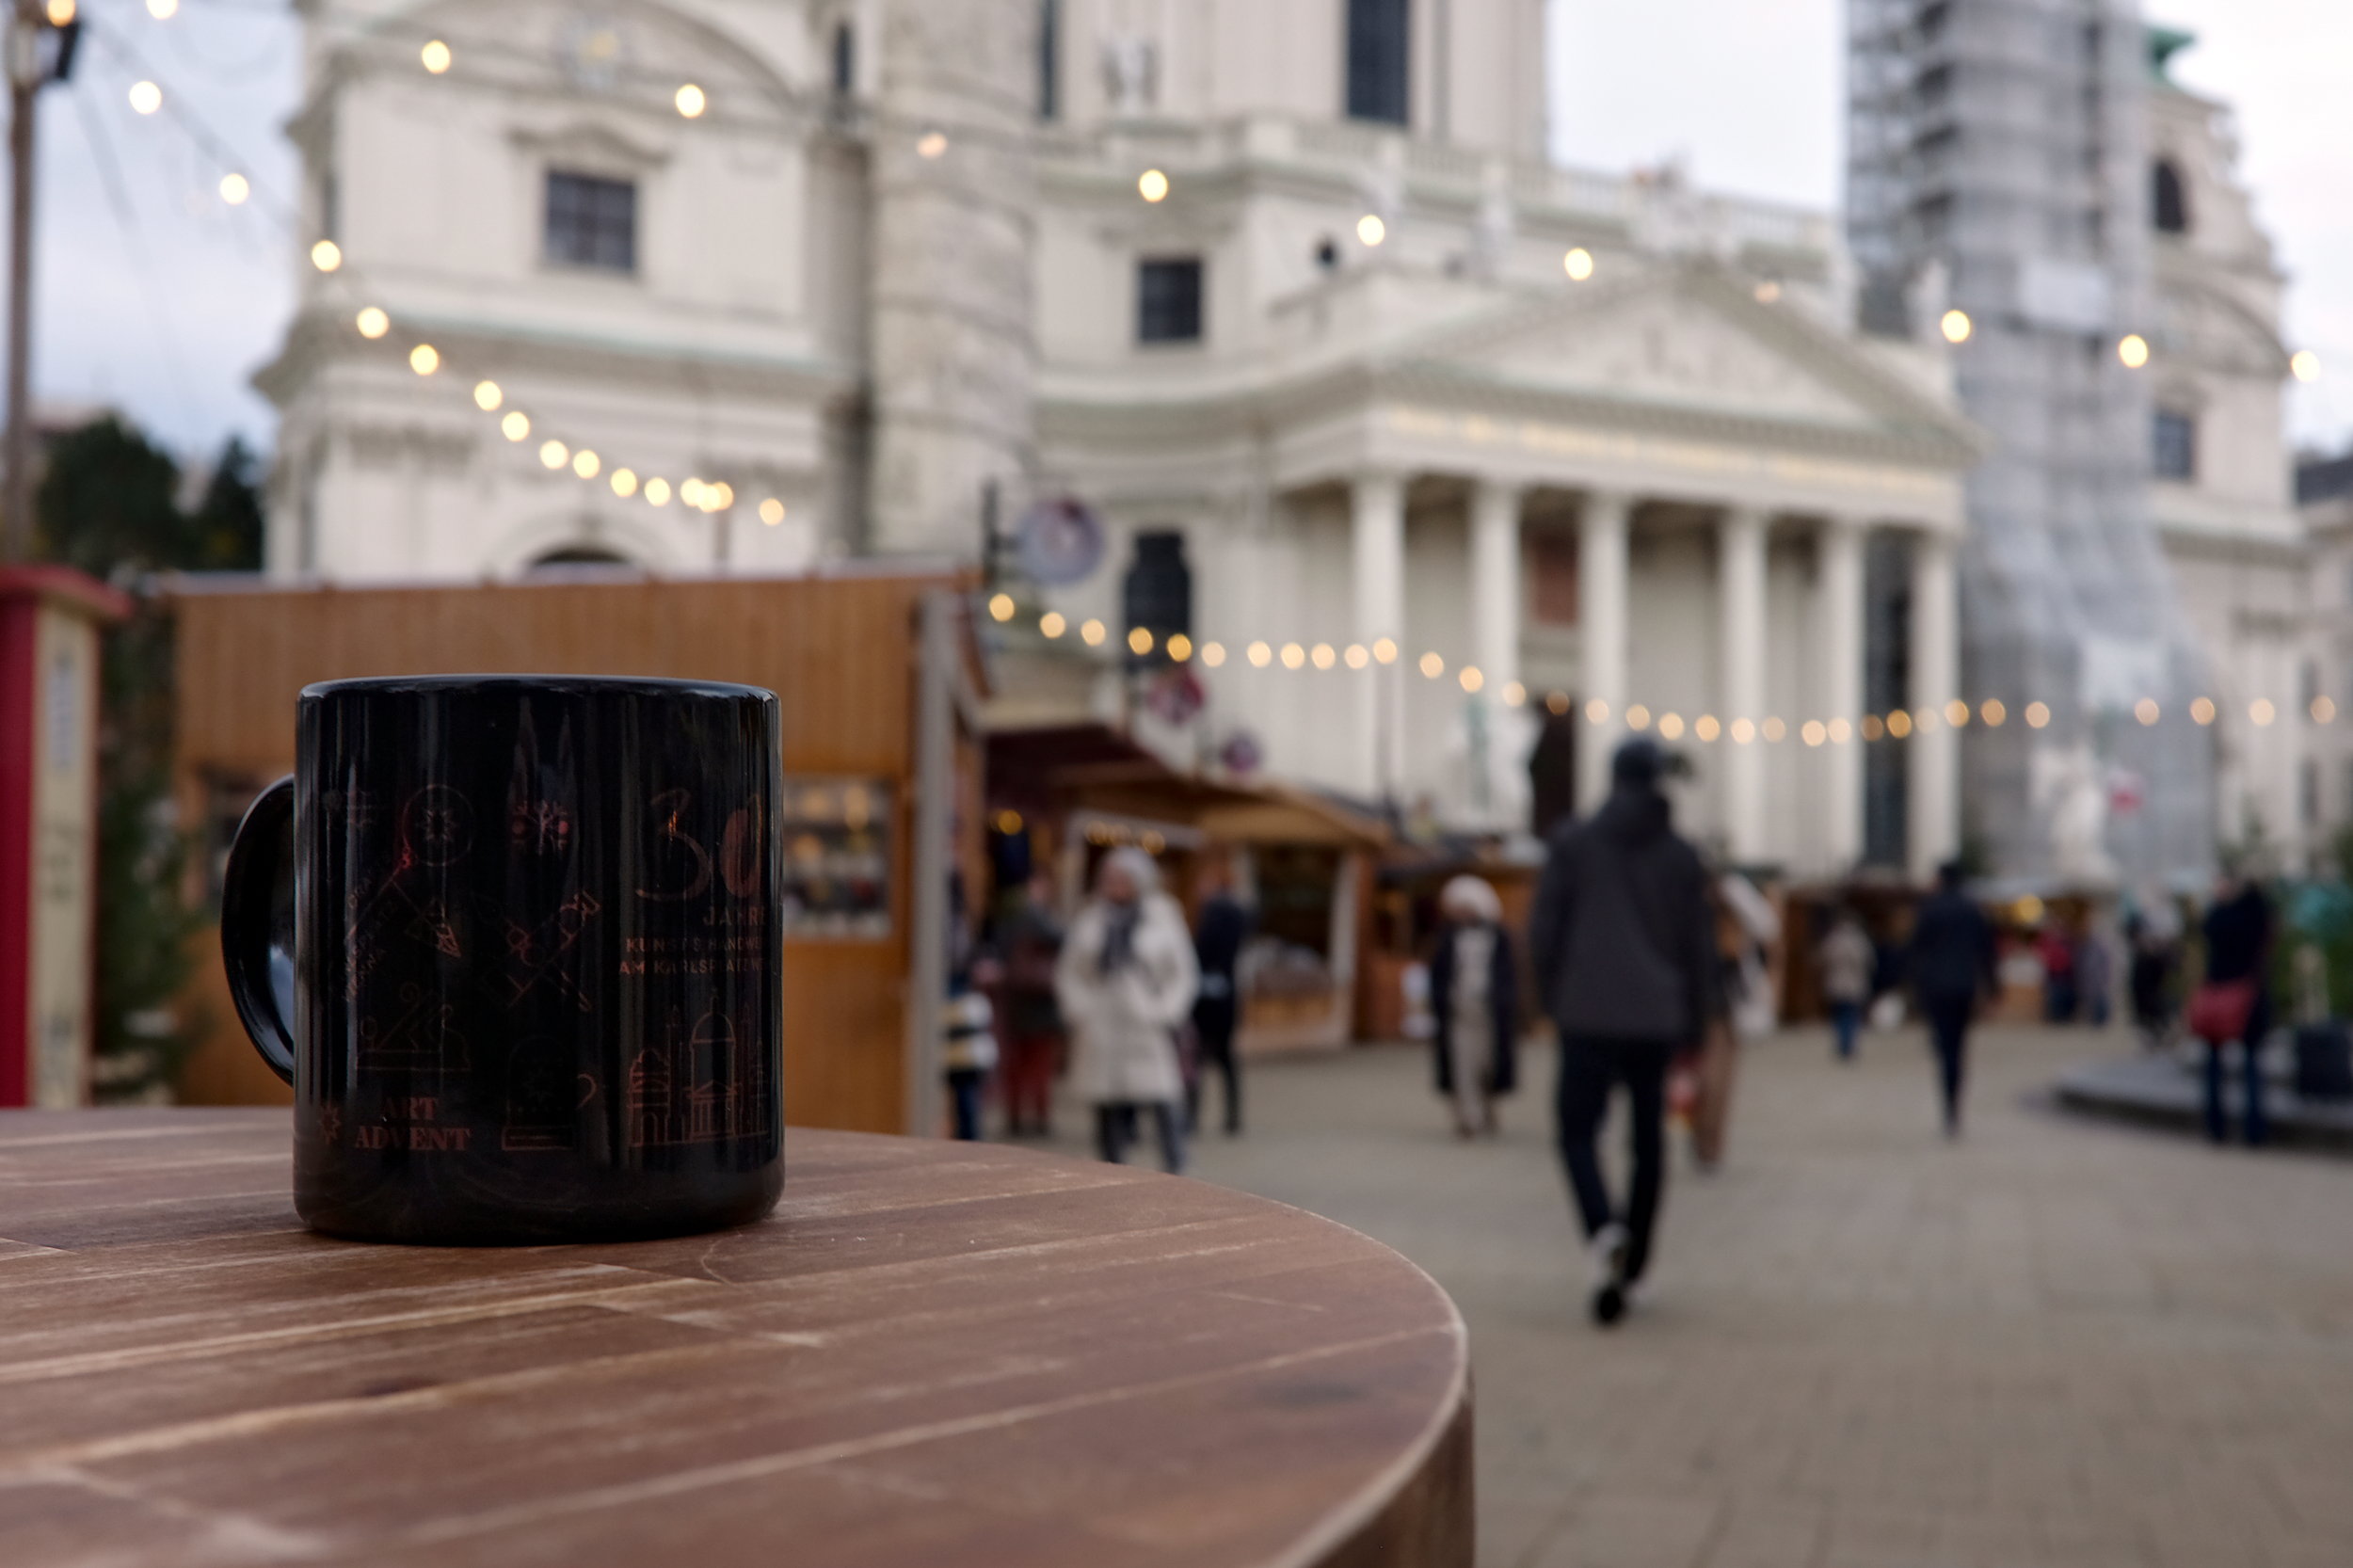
[0,1111,1470,1568]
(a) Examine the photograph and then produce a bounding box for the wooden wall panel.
[168,572,952,1133]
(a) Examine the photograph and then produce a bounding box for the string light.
[1585,698,1609,724]
[988,593,1016,622]
[1941,309,1971,344]
[1138,168,1169,202]
[1281,642,1305,669]
[2250,698,2276,726]
[144,0,176,18]
[760,499,786,526]
[1417,651,1444,679]
[1944,699,1969,728]
[611,469,639,498]
[218,173,249,206]
[1980,699,2006,727]
[1458,666,1482,694]
[1356,214,1386,247]
[2313,696,2336,724]
[680,478,706,509]
[571,449,600,480]
[2118,333,2151,370]
[311,239,343,273]
[1547,692,1572,715]
[644,476,671,506]
[1167,633,1193,662]
[1562,248,1594,281]
[1657,712,1684,740]
[539,440,569,471]
[1248,641,1272,666]
[501,410,530,441]
[2025,701,2051,728]
[1886,710,1913,738]
[1128,627,1154,655]
[1372,637,1399,664]
[1503,681,1527,707]
[472,380,502,411]
[2136,697,2160,726]
[1311,642,1336,670]
[421,39,452,73]
[1801,720,1827,747]
[2191,696,2216,725]
[408,344,439,376]
[44,0,74,25]
[995,809,1023,835]
[128,81,162,115]
[1081,618,1107,646]
[1860,715,1883,742]
[1828,718,1851,744]
[1626,704,1652,730]
[1201,642,1226,667]
[676,84,707,119]
[1039,611,1066,638]
[1345,643,1369,669]
[1761,717,1786,742]
[355,307,389,339]
[706,481,734,512]
[1695,714,1721,742]
[916,129,948,158]
[2292,350,2321,383]
[1730,717,1755,744]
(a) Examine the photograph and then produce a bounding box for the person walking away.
[2077,925,2114,1029]
[1429,874,1519,1137]
[2038,922,2078,1022]
[996,871,1067,1137]
[1819,908,1876,1063]
[1908,862,1996,1136]
[1529,738,1721,1328]
[940,972,999,1141]
[2191,870,2274,1146]
[1056,847,1198,1173]
[1189,857,1253,1135]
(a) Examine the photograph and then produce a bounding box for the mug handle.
[220,775,298,1085]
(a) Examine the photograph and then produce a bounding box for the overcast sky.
[19,0,2353,465]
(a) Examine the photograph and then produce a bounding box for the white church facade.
[261,0,2073,878]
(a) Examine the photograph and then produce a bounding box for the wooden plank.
[0,1112,1470,1568]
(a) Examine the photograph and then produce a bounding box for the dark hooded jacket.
[1528,771,1721,1044]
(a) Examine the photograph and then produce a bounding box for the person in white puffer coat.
[1056,847,1198,1172]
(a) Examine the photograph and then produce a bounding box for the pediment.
[1392,264,1979,456]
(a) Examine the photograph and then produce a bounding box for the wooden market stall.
[985,725,1391,1051]
[168,566,982,1135]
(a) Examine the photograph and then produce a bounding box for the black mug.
[221,676,785,1243]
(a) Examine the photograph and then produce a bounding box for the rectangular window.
[1346,0,1411,125]
[2153,408,2197,481]
[545,170,637,273]
[1137,258,1203,344]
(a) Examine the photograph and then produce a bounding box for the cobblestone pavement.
[1026,1026,2353,1567]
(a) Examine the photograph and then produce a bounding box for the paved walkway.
[1023,1026,2353,1567]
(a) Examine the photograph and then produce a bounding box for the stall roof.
[988,724,1391,847]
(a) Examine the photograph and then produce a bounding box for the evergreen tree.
[35,416,267,1099]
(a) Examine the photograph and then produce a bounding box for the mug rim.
[300,674,776,702]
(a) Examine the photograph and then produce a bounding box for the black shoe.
[1590,1280,1626,1326]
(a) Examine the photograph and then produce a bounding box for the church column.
[1719,506,1769,861]
[1910,529,1961,877]
[1469,478,1524,824]
[1818,515,1867,872]
[1577,491,1633,813]
[1353,472,1407,800]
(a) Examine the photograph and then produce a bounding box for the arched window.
[2152,158,2188,234]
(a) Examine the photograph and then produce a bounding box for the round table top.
[0,1110,1469,1568]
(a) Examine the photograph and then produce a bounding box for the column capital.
[1818,512,1875,540]
[1580,489,1635,530]
[1468,473,1528,504]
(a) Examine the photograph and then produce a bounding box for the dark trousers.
[1096,1102,1185,1174]
[946,1068,986,1142]
[1187,996,1241,1134]
[1830,1000,1863,1061]
[1923,996,1972,1130]
[1554,1034,1673,1283]
[2202,1041,2269,1146]
[1000,1031,1060,1135]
